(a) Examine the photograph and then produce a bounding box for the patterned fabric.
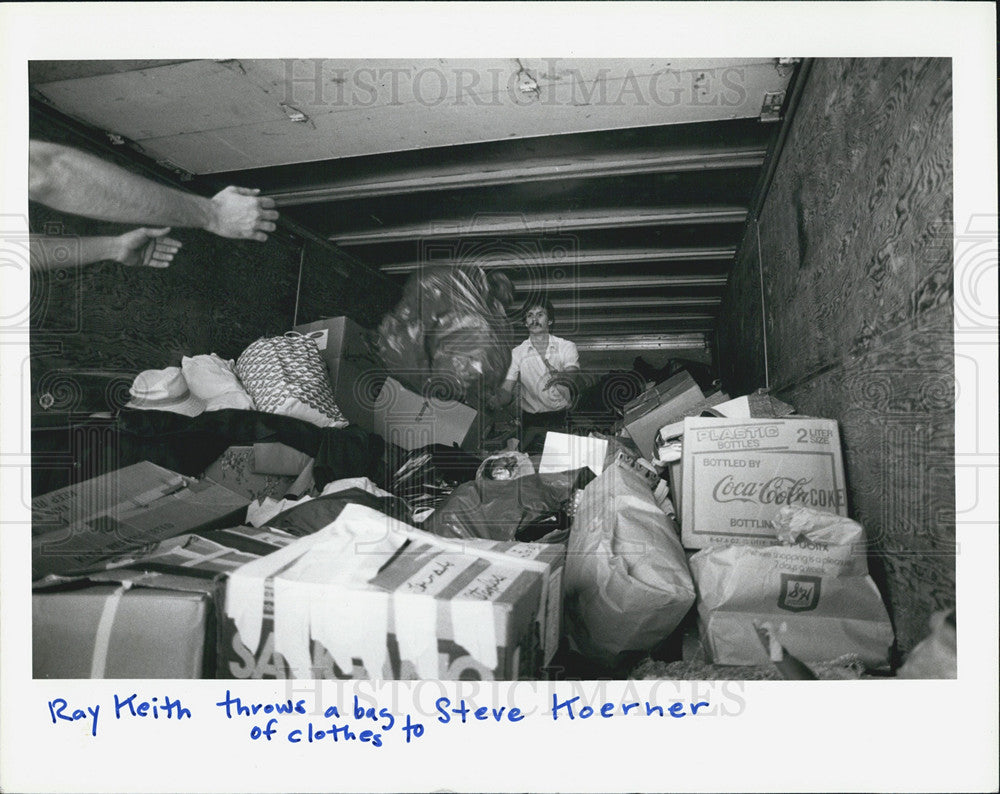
[236,333,348,428]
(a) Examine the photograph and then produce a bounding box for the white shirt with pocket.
[504,335,579,414]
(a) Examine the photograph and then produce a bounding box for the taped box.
[32,461,250,580]
[680,417,847,549]
[219,503,564,680]
[33,526,295,678]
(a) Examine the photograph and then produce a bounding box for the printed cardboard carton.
[372,376,481,451]
[32,461,250,580]
[680,417,847,548]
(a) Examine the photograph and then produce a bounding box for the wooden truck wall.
[718,58,955,654]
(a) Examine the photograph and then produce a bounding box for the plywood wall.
[718,58,955,656]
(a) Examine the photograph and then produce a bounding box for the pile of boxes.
[30,327,895,679]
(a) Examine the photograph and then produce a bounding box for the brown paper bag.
[689,506,894,667]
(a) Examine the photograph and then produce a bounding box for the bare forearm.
[30,141,213,229]
[30,235,124,270]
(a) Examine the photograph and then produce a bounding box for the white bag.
[563,461,696,667]
[236,333,348,428]
[689,506,895,667]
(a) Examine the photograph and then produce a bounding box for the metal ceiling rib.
[267,145,767,206]
[379,246,736,275]
[328,207,749,245]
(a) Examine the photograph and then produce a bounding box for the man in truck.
[494,297,582,453]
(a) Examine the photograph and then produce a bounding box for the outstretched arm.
[29,140,279,241]
[30,227,182,271]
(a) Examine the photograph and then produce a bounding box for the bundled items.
[236,332,349,428]
[293,315,384,429]
[689,506,895,667]
[374,265,515,407]
[219,503,564,680]
[425,467,595,543]
[181,353,256,411]
[563,461,696,668]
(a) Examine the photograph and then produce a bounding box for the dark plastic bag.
[385,444,483,517]
[374,266,515,406]
[425,468,596,543]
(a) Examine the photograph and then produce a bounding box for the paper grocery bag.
[563,462,695,667]
[689,507,894,667]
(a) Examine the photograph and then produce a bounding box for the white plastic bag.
[563,461,695,667]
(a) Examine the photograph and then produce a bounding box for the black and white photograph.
[1,3,997,793]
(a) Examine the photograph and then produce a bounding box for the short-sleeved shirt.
[504,334,580,413]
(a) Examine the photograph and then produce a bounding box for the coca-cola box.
[680,416,847,548]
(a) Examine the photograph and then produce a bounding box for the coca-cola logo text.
[711,475,845,509]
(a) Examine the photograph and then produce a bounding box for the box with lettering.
[680,416,847,549]
[31,461,251,580]
[219,504,565,680]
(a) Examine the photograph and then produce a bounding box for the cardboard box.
[294,316,384,430]
[293,316,375,382]
[31,461,250,580]
[219,504,564,680]
[622,371,704,460]
[372,376,481,451]
[202,446,304,502]
[32,527,294,678]
[33,584,214,678]
[680,417,848,548]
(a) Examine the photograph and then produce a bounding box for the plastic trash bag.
[374,266,515,406]
[425,468,595,543]
[476,451,535,481]
[386,444,483,520]
[563,462,696,668]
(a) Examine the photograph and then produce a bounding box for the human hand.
[115,227,182,268]
[208,186,279,241]
[544,372,576,392]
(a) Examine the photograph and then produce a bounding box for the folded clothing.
[182,354,255,412]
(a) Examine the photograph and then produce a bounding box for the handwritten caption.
[47,692,712,746]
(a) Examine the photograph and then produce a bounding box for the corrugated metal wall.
[718,58,955,654]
